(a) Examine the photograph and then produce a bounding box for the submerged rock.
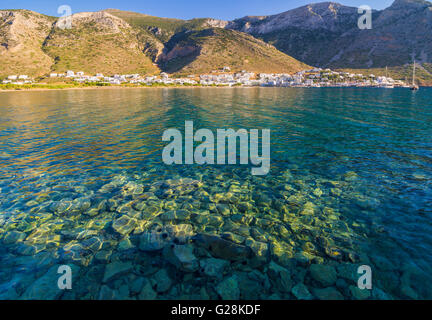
[245,238,269,263]
[344,171,358,182]
[349,285,371,300]
[118,238,135,251]
[122,182,144,196]
[313,287,344,300]
[3,231,26,245]
[139,224,194,252]
[216,275,240,300]
[112,215,137,235]
[267,261,292,292]
[151,269,172,293]
[98,284,131,300]
[200,258,229,278]
[300,202,316,215]
[81,236,103,252]
[103,261,133,283]
[269,241,294,266]
[95,250,112,262]
[164,244,199,272]
[138,279,157,300]
[139,231,166,252]
[291,283,313,300]
[309,264,337,287]
[192,233,252,261]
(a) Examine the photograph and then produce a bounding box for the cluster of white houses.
[2,75,34,85]
[199,68,404,88]
[49,71,198,85]
[2,67,407,88]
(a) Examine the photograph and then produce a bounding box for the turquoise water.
[0,87,431,300]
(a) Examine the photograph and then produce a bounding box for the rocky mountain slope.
[228,0,432,71]
[158,28,308,74]
[0,10,55,78]
[43,11,158,75]
[106,9,307,74]
[0,8,307,78]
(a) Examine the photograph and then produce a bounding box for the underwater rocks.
[151,269,172,293]
[300,202,316,215]
[245,238,269,264]
[138,279,157,300]
[312,287,344,300]
[1,163,424,301]
[291,283,313,300]
[21,264,79,300]
[164,244,199,272]
[269,241,294,267]
[343,171,358,182]
[349,285,371,300]
[159,209,190,221]
[267,261,292,293]
[122,182,144,197]
[49,197,91,216]
[3,231,26,245]
[112,215,137,235]
[139,224,195,252]
[192,233,252,261]
[103,261,133,283]
[216,275,240,300]
[309,264,337,287]
[200,258,229,278]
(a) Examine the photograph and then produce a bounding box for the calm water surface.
[0,88,431,300]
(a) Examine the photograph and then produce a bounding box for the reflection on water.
[0,88,432,300]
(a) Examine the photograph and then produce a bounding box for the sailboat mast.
[412,61,416,86]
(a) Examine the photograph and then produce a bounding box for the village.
[1,67,407,88]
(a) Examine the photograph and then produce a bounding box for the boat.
[411,61,419,90]
[381,67,395,88]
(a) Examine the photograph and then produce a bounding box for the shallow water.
[0,87,431,300]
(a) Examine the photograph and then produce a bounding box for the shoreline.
[0,85,430,93]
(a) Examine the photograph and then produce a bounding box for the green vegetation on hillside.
[42,13,159,75]
[160,28,309,74]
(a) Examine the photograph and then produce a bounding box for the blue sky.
[0,0,395,20]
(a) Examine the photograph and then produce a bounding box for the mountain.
[226,0,432,82]
[0,10,55,78]
[106,9,307,74]
[0,8,307,78]
[43,11,158,75]
[227,2,361,67]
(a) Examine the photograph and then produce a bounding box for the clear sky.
[0,0,395,20]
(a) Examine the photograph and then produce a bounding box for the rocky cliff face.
[229,2,359,34]
[54,11,130,32]
[43,11,159,75]
[102,10,309,74]
[0,10,54,77]
[227,0,432,69]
